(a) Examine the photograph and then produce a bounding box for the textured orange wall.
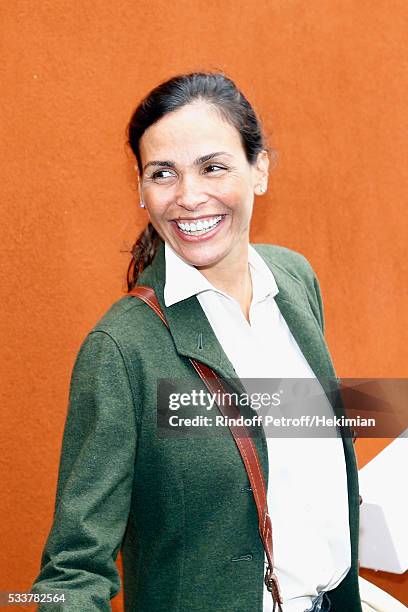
[1,1,406,608]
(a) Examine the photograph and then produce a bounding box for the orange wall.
[1,1,406,608]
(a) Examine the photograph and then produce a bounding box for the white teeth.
[176,216,223,235]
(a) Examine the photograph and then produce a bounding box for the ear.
[252,150,270,196]
[136,167,142,196]
[136,168,146,209]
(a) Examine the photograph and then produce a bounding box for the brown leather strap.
[128,285,283,610]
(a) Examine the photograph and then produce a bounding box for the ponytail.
[126,222,160,291]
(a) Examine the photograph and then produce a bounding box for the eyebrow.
[143,151,233,172]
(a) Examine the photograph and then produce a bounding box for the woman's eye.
[203,164,227,174]
[151,169,176,181]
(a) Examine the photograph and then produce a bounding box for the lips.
[170,214,227,242]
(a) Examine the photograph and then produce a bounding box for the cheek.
[144,189,173,217]
[215,178,246,203]
[220,182,253,211]
[222,173,253,199]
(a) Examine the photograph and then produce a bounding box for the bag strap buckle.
[265,565,283,611]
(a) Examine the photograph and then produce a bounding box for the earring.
[140,200,145,208]
[256,185,267,195]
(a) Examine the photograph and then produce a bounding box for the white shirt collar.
[164,241,279,307]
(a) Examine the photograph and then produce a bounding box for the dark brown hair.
[126,71,267,291]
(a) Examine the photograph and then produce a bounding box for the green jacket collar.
[136,238,335,387]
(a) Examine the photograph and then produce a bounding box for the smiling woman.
[128,74,269,319]
[136,101,268,317]
[31,72,364,612]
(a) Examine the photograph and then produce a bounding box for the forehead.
[139,101,245,164]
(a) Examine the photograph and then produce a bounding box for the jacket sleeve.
[31,330,137,611]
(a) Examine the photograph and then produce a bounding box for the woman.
[31,72,363,611]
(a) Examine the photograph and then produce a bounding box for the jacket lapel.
[267,258,339,392]
[137,238,336,393]
[137,238,240,383]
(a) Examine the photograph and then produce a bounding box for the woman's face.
[139,101,269,269]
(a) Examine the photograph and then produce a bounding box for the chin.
[177,245,228,269]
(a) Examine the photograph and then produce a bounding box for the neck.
[196,241,253,323]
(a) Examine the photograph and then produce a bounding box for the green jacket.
[31,238,362,611]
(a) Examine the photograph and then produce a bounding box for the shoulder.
[92,294,147,332]
[72,294,161,371]
[90,293,161,345]
[68,294,169,405]
[252,242,317,283]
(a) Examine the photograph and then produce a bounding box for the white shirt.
[164,241,351,612]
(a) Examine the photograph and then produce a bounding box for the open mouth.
[171,214,227,240]
[176,215,223,235]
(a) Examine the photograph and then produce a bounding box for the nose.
[175,172,209,210]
